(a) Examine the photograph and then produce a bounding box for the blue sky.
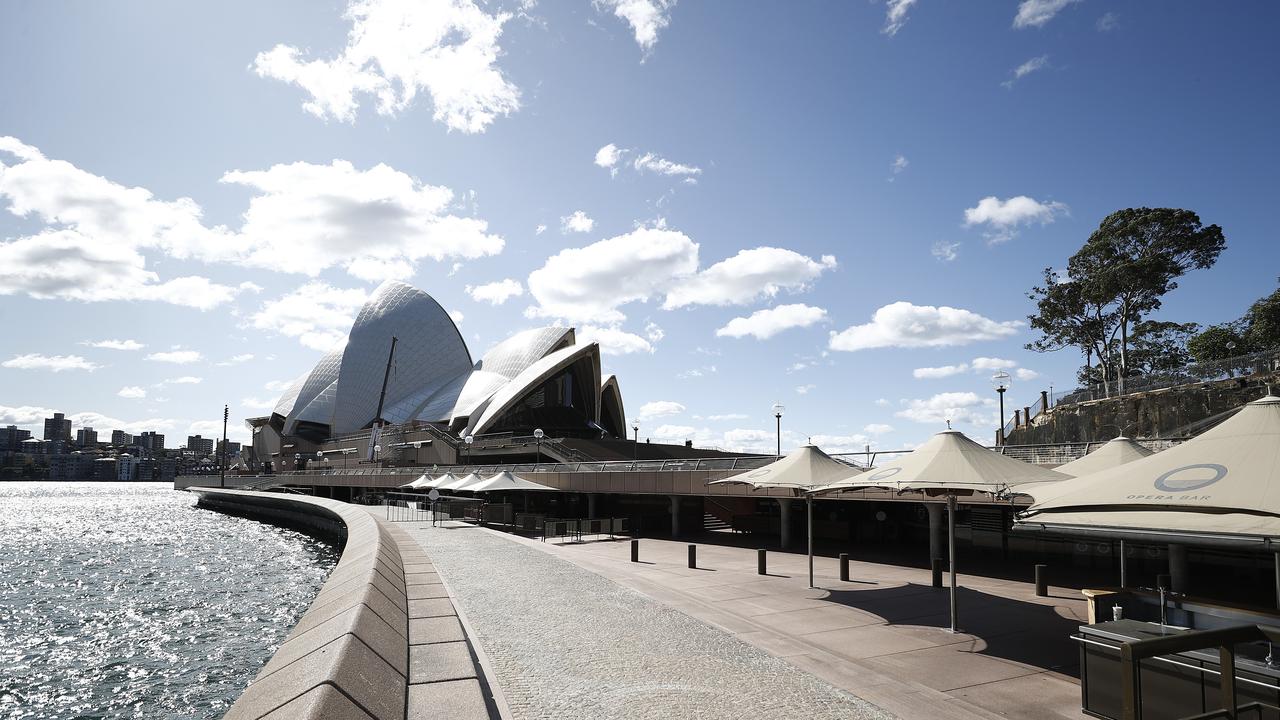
[1,0,1277,452]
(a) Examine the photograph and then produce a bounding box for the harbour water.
[0,483,337,719]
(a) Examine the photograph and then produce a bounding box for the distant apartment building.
[76,427,98,447]
[2,425,32,451]
[158,458,178,483]
[216,439,241,458]
[186,435,214,456]
[49,453,95,480]
[43,413,72,442]
[117,455,141,481]
[135,457,156,482]
[110,430,133,446]
[20,438,47,455]
[93,457,118,481]
[136,432,165,453]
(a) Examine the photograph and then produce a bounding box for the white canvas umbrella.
[421,472,459,489]
[710,445,864,587]
[467,471,558,493]
[1019,395,1280,545]
[1054,436,1154,478]
[439,472,484,492]
[813,430,1068,632]
[400,473,435,489]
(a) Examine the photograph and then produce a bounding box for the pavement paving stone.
[406,523,891,720]
[407,679,490,720]
[407,597,456,619]
[409,641,479,684]
[409,616,466,645]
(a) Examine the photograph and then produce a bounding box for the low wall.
[190,488,490,720]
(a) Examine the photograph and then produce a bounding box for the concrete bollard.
[688,544,697,569]
[931,558,944,588]
[757,548,767,575]
[839,553,850,582]
[630,538,639,563]
[1034,564,1048,597]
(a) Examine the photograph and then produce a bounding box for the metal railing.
[1114,623,1280,720]
[1059,348,1280,406]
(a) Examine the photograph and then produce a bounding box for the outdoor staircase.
[702,512,732,532]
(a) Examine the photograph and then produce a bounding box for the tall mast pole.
[374,336,399,426]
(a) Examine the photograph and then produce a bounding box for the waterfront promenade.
[384,511,1086,719]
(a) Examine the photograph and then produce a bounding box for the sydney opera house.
[248,280,628,471]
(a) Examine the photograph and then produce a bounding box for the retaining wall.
[191,488,492,720]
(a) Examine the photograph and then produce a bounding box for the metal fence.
[1058,347,1280,406]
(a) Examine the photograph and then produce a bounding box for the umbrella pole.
[1119,539,1127,588]
[948,494,958,633]
[807,494,814,589]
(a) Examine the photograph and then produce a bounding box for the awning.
[1053,436,1154,478]
[467,471,558,493]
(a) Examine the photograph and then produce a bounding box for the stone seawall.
[190,488,493,720]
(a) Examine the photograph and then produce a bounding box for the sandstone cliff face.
[1005,374,1277,445]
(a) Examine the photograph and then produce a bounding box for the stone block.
[408,641,478,685]
[409,616,465,645]
[406,679,489,720]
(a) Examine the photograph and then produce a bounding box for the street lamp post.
[631,420,640,462]
[294,452,302,471]
[464,434,474,466]
[991,370,1012,445]
[220,404,228,488]
[533,428,544,464]
[772,403,785,459]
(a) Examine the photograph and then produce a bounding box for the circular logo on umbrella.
[1153,464,1227,492]
[867,467,901,482]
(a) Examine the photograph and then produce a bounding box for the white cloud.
[1096,12,1118,32]
[807,433,873,454]
[676,365,716,380]
[560,210,595,234]
[931,241,960,262]
[864,423,894,435]
[146,350,202,364]
[0,404,57,426]
[795,384,816,395]
[594,143,622,172]
[638,400,685,420]
[118,386,147,399]
[971,356,1017,371]
[650,424,698,442]
[644,322,665,343]
[913,364,969,379]
[223,160,503,282]
[633,152,701,178]
[216,354,254,366]
[1014,0,1080,29]
[875,398,891,407]
[829,302,1021,351]
[593,0,676,55]
[83,339,144,351]
[249,282,367,351]
[161,376,203,385]
[264,379,294,393]
[700,413,748,421]
[526,227,698,324]
[449,309,465,325]
[1002,55,1051,89]
[715,304,828,340]
[896,392,994,425]
[889,154,909,179]
[577,325,654,355]
[466,278,523,305]
[963,195,1067,243]
[241,396,277,411]
[2,354,100,372]
[252,0,520,132]
[883,0,918,36]
[1016,367,1041,381]
[664,248,837,309]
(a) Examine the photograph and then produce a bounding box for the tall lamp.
[631,420,640,462]
[772,403,785,459]
[991,370,1012,445]
[533,428,544,465]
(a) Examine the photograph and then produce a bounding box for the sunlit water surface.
[0,482,337,719]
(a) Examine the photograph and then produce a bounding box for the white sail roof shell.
[331,281,472,434]
[450,327,575,425]
[464,342,602,437]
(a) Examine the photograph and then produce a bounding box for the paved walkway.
[544,533,1088,720]
[399,522,891,720]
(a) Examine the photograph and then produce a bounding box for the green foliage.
[1126,320,1200,375]
[1242,281,1280,349]
[1027,207,1226,389]
[1188,324,1246,364]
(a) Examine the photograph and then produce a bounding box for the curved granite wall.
[191,488,416,720]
